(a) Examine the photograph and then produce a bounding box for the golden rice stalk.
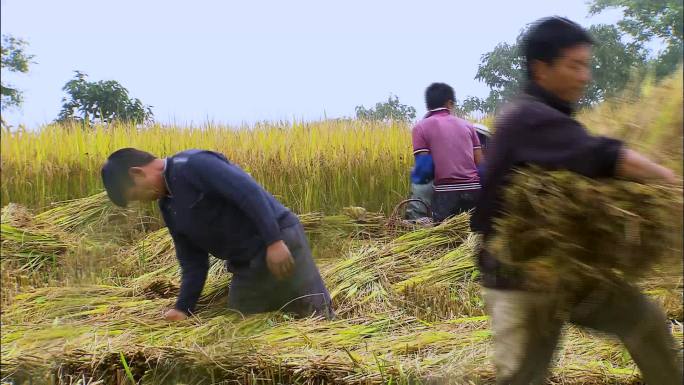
[394,234,479,292]
[2,229,681,385]
[35,191,149,240]
[117,227,175,275]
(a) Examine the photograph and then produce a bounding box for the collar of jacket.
[524,82,575,116]
[424,108,450,118]
[162,157,174,197]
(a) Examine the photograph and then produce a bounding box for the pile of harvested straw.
[4,280,679,385]
[323,214,473,316]
[35,192,155,242]
[1,192,153,276]
[301,206,387,238]
[1,204,76,273]
[0,223,72,272]
[2,189,682,385]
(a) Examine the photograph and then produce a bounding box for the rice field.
[1,71,682,384]
[2,72,681,213]
[3,205,681,385]
[1,120,414,214]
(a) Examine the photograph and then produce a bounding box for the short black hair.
[101,148,156,207]
[523,17,594,80]
[425,83,455,110]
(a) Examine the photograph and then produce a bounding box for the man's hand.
[266,240,295,280]
[473,148,484,166]
[663,170,679,185]
[164,308,188,321]
[617,149,678,185]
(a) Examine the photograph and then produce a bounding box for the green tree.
[355,95,416,122]
[470,33,526,114]
[467,24,645,114]
[452,96,488,118]
[583,24,646,104]
[589,0,683,78]
[1,35,34,110]
[56,71,153,124]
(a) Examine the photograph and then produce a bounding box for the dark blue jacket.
[159,150,298,314]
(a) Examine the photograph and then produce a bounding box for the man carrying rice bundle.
[101,148,334,321]
[471,17,681,385]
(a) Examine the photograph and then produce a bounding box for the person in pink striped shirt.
[412,83,484,222]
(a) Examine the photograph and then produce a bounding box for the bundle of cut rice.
[1,204,75,272]
[488,168,682,291]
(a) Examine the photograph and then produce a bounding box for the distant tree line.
[356,0,683,121]
[456,0,683,115]
[1,36,153,127]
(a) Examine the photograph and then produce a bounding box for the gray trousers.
[227,223,334,319]
[432,189,478,223]
[483,282,682,385]
[405,182,434,220]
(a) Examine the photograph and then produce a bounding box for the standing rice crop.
[1,120,414,214]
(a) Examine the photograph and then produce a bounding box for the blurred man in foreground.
[471,17,681,385]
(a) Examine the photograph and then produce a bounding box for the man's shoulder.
[173,150,229,167]
[506,94,568,120]
[168,150,234,185]
[423,113,470,129]
[455,116,477,132]
[496,95,568,131]
[173,149,220,160]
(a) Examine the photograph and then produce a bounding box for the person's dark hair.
[425,83,455,110]
[523,17,594,80]
[101,148,156,207]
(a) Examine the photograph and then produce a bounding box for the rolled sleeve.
[582,136,623,177]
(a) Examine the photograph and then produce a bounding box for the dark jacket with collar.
[160,149,298,313]
[471,83,623,289]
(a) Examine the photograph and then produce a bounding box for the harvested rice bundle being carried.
[488,167,683,290]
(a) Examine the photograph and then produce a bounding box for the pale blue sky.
[1,0,624,127]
